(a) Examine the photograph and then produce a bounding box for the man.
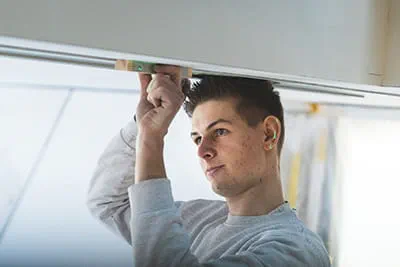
[87,64,331,266]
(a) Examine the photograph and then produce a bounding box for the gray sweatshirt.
[87,120,331,267]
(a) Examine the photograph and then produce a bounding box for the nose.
[197,138,216,160]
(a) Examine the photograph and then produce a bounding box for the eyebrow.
[190,119,232,137]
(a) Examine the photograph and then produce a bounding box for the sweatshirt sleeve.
[86,119,186,245]
[129,179,331,267]
[86,120,138,244]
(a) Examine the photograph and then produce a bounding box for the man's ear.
[262,116,281,151]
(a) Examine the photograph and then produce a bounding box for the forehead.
[191,98,239,129]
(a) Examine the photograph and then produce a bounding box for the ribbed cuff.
[128,178,174,214]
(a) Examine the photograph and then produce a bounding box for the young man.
[87,65,331,266]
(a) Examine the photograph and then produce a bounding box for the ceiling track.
[275,84,364,98]
[0,43,399,99]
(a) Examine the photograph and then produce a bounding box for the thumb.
[138,73,152,98]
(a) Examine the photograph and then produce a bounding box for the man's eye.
[215,129,228,136]
[194,137,201,145]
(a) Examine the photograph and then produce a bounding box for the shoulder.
[253,212,331,266]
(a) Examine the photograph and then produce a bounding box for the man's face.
[191,97,269,197]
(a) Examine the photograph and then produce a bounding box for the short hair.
[183,75,285,154]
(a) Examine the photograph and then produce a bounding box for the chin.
[210,182,238,198]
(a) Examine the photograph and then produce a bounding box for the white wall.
[337,117,400,267]
[0,0,389,85]
[0,88,220,267]
[0,88,69,235]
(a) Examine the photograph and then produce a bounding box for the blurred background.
[1,1,400,266]
[0,57,400,267]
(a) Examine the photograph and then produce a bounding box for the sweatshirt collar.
[224,201,293,226]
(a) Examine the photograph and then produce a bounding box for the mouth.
[206,165,225,177]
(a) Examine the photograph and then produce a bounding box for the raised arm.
[87,119,137,244]
[87,62,189,244]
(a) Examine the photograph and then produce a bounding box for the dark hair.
[183,75,285,154]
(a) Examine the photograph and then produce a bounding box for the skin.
[133,63,285,216]
[191,98,285,215]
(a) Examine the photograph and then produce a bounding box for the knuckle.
[156,86,169,95]
[151,79,161,88]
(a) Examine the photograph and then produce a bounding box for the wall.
[0,88,222,266]
[337,117,400,267]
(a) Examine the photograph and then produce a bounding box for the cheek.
[231,134,263,170]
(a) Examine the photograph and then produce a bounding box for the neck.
[226,172,285,216]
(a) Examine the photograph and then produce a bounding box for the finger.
[138,73,152,98]
[147,93,161,108]
[148,82,185,109]
[146,74,164,107]
[153,64,182,87]
[147,73,173,94]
